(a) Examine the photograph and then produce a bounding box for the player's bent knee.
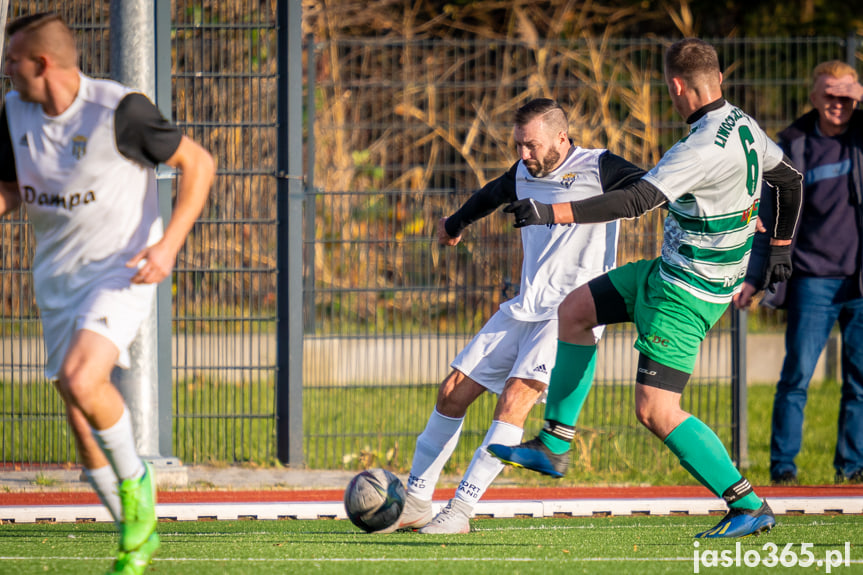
[435,370,483,417]
[435,392,471,418]
[558,291,597,334]
[634,404,655,430]
[56,372,99,407]
[557,293,584,323]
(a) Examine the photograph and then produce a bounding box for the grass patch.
[0,515,860,574]
[303,381,733,487]
[32,473,60,487]
[747,379,842,486]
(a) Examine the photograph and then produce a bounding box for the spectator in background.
[740,60,863,485]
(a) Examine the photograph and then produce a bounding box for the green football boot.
[119,462,157,552]
[107,532,160,575]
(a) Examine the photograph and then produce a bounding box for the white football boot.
[418,498,471,534]
[373,493,433,533]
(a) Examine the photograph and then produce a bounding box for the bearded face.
[514,118,565,178]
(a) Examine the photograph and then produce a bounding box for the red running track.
[3,485,862,507]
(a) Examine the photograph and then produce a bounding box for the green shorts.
[605,258,728,374]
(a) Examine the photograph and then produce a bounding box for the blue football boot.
[695,500,775,538]
[487,437,569,478]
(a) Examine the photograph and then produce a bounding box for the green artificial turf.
[1,515,861,575]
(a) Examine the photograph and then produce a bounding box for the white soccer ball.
[343,468,406,533]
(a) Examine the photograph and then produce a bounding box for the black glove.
[761,243,793,292]
[503,198,555,228]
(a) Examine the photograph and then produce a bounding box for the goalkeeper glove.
[503,198,555,228]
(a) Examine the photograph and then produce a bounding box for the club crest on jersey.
[72,135,87,160]
[741,198,760,224]
[560,172,577,189]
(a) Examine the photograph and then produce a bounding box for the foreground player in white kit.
[380,98,645,534]
[0,13,214,573]
[491,39,803,538]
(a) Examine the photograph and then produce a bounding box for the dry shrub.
[308,4,673,330]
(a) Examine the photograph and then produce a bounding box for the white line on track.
[145,518,862,537]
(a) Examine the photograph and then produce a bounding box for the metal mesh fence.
[304,36,858,478]
[0,5,858,476]
[170,1,279,465]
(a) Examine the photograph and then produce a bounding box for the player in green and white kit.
[490,38,803,538]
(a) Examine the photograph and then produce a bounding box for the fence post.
[304,35,317,333]
[153,0,175,461]
[276,0,305,466]
[847,31,858,68]
[109,0,185,485]
[731,307,749,469]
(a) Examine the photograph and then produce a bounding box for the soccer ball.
[343,468,406,533]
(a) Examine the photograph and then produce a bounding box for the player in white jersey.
[490,39,803,538]
[0,13,215,573]
[380,98,645,534]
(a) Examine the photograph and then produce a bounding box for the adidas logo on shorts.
[533,364,548,374]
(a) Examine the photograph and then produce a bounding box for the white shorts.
[451,310,605,401]
[39,283,156,380]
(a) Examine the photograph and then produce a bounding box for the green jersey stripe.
[668,207,752,234]
[678,237,753,264]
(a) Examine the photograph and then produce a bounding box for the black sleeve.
[444,161,518,237]
[0,107,17,182]
[115,93,184,168]
[744,154,802,288]
[762,154,803,240]
[744,183,774,287]
[570,178,667,223]
[597,151,647,191]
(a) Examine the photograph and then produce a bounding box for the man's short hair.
[665,38,721,85]
[514,98,568,134]
[7,12,78,69]
[811,60,858,87]
[7,12,65,36]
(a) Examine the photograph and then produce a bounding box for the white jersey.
[501,147,619,321]
[642,100,784,304]
[3,75,176,311]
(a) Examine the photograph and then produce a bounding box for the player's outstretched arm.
[437,217,461,246]
[128,136,215,284]
[505,179,665,228]
[442,163,517,240]
[0,181,20,216]
[504,198,570,227]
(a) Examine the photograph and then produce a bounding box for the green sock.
[664,416,762,510]
[539,341,596,455]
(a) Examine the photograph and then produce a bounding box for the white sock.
[453,420,523,508]
[92,406,145,482]
[84,465,122,526]
[406,408,464,501]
